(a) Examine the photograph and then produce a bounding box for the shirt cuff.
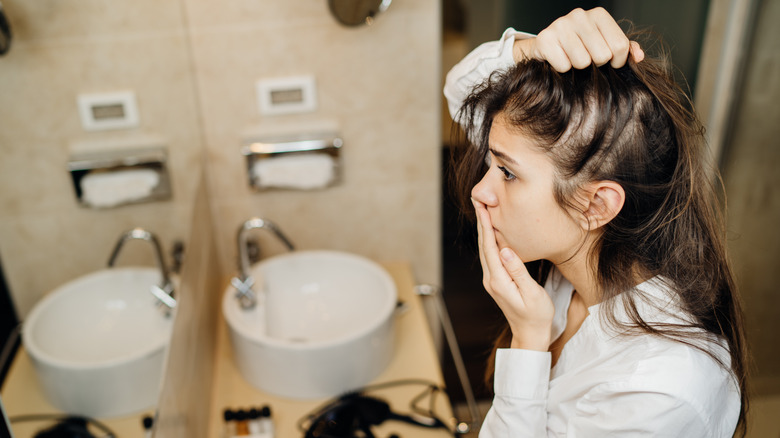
[492,27,535,71]
[494,348,551,399]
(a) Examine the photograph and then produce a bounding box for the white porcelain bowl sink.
[223,250,397,399]
[23,267,174,418]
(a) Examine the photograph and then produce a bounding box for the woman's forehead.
[489,116,542,157]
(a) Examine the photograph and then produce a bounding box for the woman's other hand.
[473,199,555,351]
[513,7,645,72]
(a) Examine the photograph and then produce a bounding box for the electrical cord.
[0,0,11,56]
[0,323,21,388]
[8,414,116,438]
[415,284,481,434]
[297,379,458,437]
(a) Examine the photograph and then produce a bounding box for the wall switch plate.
[256,75,317,115]
[77,91,139,131]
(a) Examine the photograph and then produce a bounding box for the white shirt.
[444,31,741,437]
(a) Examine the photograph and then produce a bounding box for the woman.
[444,8,748,437]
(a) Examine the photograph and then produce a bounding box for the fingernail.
[500,248,515,261]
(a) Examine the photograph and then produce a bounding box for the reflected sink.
[23,267,174,418]
[223,250,397,399]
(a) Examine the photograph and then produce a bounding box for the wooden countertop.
[208,260,455,437]
[2,261,454,437]
[1,349,151,437]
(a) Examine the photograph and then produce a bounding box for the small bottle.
[142,415,154,438]
[223,409,236,438]
[260,405,274,437]
[235,409,250,436]
[248,408,262,435]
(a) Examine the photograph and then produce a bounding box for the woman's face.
[471,114,585,265]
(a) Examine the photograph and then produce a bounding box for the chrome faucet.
[232,217,295,309]
[108,228,176,312]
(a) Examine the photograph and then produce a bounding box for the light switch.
[77,91,140,131]
[256,75,317,116]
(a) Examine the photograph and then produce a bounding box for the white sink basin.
[23,267,174,418]
[223,250,397,399]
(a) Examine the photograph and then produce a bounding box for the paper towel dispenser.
[68,146,172,209]
[242,132,342,191]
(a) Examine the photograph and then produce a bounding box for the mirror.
[1,0,442,435]
[0,1,201,435]
[327,0,392,26]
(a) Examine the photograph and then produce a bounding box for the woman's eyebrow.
[489,148,519,166]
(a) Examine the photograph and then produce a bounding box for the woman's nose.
[471,173,497,207]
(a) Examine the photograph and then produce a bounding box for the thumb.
[629,41,644,64]
[499,247,533,287]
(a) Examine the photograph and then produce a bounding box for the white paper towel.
[80,168,160,208]
[252,154,336,190]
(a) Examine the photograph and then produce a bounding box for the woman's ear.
[579,181,625,230]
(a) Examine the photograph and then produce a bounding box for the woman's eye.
[498,166,516,181]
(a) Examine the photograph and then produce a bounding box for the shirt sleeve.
[479,348,552,437]
[479,350,718,438]
[442,28,534,127]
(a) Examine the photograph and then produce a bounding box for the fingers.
[498,247,535,294]
[629,41,645,64]
[532,36,572,72]
[589,7,631,68]
[472,199,530,297]
[473,199,487,274]
[475,204,499,264]
[472,199,499,277]
[529,7,642,72]
[471,200,556,351]
[472,199,509,293]
[565,8,614,69]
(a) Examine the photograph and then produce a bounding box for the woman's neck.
[555,249,601,308]
[554,241,650,307]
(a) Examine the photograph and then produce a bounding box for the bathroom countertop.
[209,261,457,437]
[1,348,152,437]
[1,261,459,438]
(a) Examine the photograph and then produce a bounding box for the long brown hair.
[451,34,749,436]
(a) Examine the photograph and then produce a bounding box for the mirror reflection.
[0,0,201,434]
[327,0,392,26]
[1,0,441,436]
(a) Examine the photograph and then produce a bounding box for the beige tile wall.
[0,0,442,320]
[0,1,203,317]
[183,0,441,283]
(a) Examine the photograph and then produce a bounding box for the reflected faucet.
[108,228,176,312]
[232,217,295,309]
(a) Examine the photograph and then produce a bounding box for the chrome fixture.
[68,146,172,209]
[108,228,176,312]
[415,284,481,434]
[241,132,343,191]
[327,0,392,27]
[232,218,295,309]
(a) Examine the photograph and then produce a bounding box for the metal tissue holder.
[68,146,172,209]
[241,132,343,191]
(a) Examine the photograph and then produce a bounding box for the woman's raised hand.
[513,7,645,72]
[472,199,555,351]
